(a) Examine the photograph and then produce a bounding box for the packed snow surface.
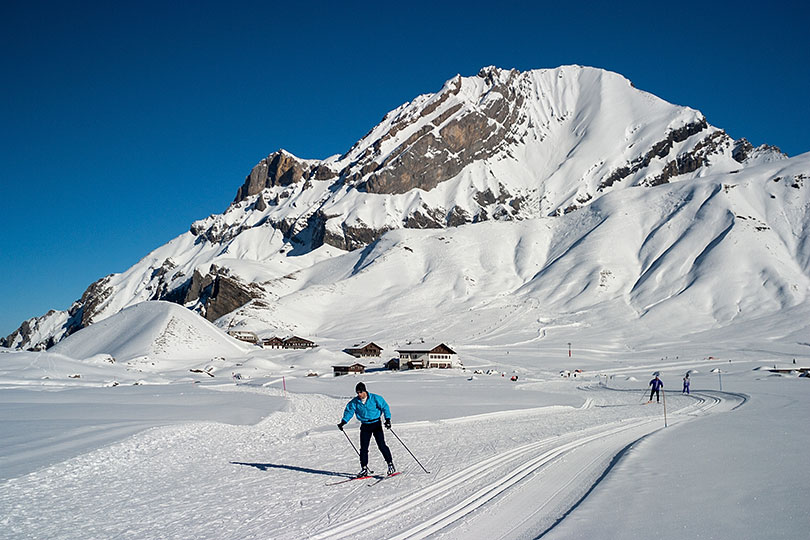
[1,308,808,539]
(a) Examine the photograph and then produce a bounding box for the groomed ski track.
[309,389,745,540]
[0,386,746,540]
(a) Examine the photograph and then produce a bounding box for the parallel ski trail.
[0,385,744,540]
[309,389,742,540]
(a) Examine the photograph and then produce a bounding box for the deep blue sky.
[2,0,808,338]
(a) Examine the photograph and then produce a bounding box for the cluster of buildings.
[334,342,459,375]
[228,330,461,375]
[227,331,317,350]
[227,330,460,375]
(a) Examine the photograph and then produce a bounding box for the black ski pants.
[359,420,393,467]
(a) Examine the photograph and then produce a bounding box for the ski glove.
[337,421,346,431]
[384,418,391,429]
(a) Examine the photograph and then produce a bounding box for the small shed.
[332,363,366,376]
[385,358,400,371]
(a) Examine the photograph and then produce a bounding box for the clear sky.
[2,0,808,339]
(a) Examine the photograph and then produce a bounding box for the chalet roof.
[331,363,366,369]
[345,342,382,351]
[395,343,456,355]
[351,341,381,348]
[286,335,314,342]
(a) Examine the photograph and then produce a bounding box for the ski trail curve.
[309,389,744,540]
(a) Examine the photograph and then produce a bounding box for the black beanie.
[355,382,366,393]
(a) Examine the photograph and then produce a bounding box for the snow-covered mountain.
[5,65,808,351]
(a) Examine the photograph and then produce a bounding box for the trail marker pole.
[711,368,723,391]
[662,388,668,427]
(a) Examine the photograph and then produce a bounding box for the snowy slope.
[222,154,810,350]
[50,301,251,363]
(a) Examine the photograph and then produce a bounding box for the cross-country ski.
[368,471,403,486]
[325,474,379,486]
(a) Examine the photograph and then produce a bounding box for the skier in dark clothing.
[649,375,664,402]
[682,373,690,394]
[338,382,396,477]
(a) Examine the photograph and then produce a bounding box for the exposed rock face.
[72,276,114,331]
[321,217,391,251]
[233,151,338,202]
[353,68,525,195]
[229,69,527,202]
[223,66,786,254]
[2,317,40,350]
[235,152,303,201]
[201,274,262,322]
[171,266,263,322]
[599,119,711,190]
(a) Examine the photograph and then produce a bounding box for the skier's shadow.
[231,462,351,478]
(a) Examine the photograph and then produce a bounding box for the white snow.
[1,308,808,539]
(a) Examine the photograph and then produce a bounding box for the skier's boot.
[387,462,396,476]
[356,466,370,478]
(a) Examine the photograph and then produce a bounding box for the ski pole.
[341,428,360,457]
[389,428,430,474]
[662,388,668,427]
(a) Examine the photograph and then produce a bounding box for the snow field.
[1,383,711,540]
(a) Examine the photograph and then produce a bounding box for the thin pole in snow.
[389,428,431,474]
[711,369,723,391]
[341,428,361,457]
[662,388,668,428]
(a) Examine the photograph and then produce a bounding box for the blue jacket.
[649,378,664,390]
[342,392,391,424]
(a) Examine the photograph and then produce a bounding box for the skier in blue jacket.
[338,382,396,477]
[649,375,664,403]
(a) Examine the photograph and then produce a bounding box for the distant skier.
[648,375,664,403]
[338,382,396,477]
[682,373,690,394]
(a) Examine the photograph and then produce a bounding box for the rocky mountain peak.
[4,65,794,351]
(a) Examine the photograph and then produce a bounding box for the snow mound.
[51,301,250,363]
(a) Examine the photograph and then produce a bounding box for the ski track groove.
[309,389,738,539]
[0,386,742,540]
